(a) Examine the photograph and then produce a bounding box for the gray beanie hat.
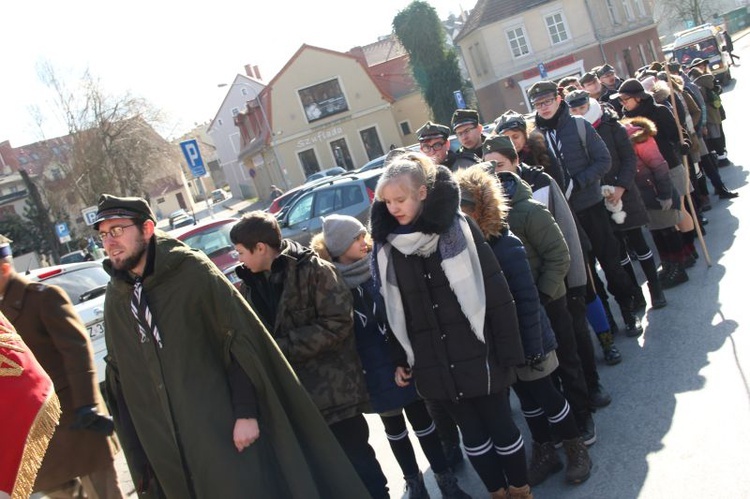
[322,214,366,258]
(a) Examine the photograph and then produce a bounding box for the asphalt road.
[111,42,750,499]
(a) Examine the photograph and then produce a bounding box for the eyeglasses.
[455,127,477,138]
[420,141,446,153]
[98,224,136,242]
[532,97,557,109]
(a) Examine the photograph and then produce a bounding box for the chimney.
[253,65,262,81]
[244,64,254,77]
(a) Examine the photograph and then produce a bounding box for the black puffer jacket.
[623,94,682,169]
[370,166,524,402]
[595,105,650,230]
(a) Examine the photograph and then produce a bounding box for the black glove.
[71,405,115,435]
[680,142,691,155]
[525,353,549,371]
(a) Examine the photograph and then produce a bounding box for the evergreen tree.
[393,1,470,126]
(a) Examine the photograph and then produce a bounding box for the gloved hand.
[525,353,549,371]
[680,141,691,155]
[71,405,115,435]
[658,198,673,211]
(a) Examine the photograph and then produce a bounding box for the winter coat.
[621,117,681,230]
[524,129,566,190]
[623,94,682,169]
[595,105,650,230]
[310,235,417,414]
[453,169,557,358]
[497,171,571,302]
[370,165,524,402]
[692,73,723,125]
[238,239,369,425]
[517,164,587,289]
[534,101,613,213]
[103,234,369,499]
[1,273,118,492]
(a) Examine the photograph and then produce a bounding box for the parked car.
[304,166,346,184]
[28,262,110,384]
[277,169,383,246]
[211,188,230,203]
[171,217,242,287]
[169,209,195,229]
[60,249,93,264]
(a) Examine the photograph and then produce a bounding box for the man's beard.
[112,237,148,272]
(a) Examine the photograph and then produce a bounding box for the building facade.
[207,71,263,199]
[454,0,663,121]
[234,43,431,200]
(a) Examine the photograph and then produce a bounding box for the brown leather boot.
[527,441,562,485]
[507,484,533,499]
[563,437,592,484]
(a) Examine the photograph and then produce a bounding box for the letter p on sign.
[180,139,207,177]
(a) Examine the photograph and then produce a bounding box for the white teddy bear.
[602,185,627,224]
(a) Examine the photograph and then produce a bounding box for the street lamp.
[217,83,289,190]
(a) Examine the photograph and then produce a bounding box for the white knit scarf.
[375,215,486,366]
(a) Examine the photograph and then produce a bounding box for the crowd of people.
[2,56,738,499]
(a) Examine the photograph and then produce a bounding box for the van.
[672,24,732,84]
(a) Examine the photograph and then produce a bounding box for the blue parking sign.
[180,139,207,177]
[55,222,71,243]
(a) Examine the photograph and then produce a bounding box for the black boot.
[647,281,667,309]
[620,298,643,338]
[660,262,689,289]
[596,331,622,365]
[716,186,739,199]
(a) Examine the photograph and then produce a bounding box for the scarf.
[583,99,603,127]
[334,256,372,289]
[374,215,486,365]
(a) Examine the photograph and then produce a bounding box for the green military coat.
[103,233,368,498]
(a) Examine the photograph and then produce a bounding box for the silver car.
[29,261,109,383]
[278,169,382,246]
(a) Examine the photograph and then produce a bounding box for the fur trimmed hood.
[370,164,459,242]
[621,116,658,144]
[453,165,509,240]
[310,233,333,263]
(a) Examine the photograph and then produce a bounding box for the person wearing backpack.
[529,81,642,338]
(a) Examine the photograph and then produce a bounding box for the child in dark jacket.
[455,165,592,486]
[370,151,531,499]
[311,215,469,499]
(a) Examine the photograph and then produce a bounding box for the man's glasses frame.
[420,141,446,153]
[97,224,136,243]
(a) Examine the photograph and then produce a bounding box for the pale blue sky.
[1,0,469,147]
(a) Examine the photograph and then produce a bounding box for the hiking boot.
[622,310,643,338]
[434,470,471,499]
[404,472,430,499]
[562,438,592,484]
[660,263,689,290]
[597,331,622,365]
[577,413,597,447]
[588,382,612,409]
[648,281,667,309]
[527,441,563,486]
[507,484,534,499]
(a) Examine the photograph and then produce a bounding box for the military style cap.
[579,71,598,85]
[483,135,516,157]
[94,194,157,230]
[610,78,650,101]
[451,109,480,131]
[527,81,558,102]
[494,110,527,134]
[565,89,590,108]
[416,121,450,141]
[596,64,615,77]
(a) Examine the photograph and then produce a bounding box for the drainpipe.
[584,0,608,63]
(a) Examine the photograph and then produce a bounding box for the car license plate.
[87,321,105,340]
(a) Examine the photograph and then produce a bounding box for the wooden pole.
[663,64,712,267]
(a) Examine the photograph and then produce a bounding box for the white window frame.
[606,0,621,24]
[544,11,570,46]
[505,24,531,59]
[622,0,635,21]
[637,43,647,66]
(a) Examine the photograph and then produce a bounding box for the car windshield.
[39,266,110,305]
[180,223,235,258]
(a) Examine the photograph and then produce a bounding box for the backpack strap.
[574,116,590,163]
